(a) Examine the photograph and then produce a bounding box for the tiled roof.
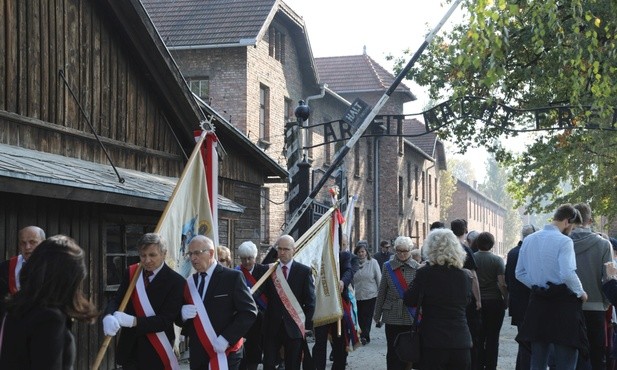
[0,144,245,213]
[404,118,437,157]
[142,0,276,47]
[315,54,414,99]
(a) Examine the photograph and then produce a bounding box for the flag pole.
[91,133,209,370]
[250,205,338,294]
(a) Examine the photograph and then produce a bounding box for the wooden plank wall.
[0,191,164,369]
[0,0,186,177]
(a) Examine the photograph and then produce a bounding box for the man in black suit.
[312,249,354,370]
[102,233,185,370]
[0,226,46,316]
[179,235,258,370]
[262,234,316,370]
[236,240,270,370]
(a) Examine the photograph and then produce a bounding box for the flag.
[343,194,357,246]
[293,207,342,327]
[156,132,216,278]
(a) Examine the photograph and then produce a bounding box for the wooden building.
[0,0,285,368]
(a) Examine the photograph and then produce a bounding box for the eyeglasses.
[240,256,255,261]
[395,249,410,254]
[185,249,209,258]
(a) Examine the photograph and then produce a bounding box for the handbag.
[394,292,423,364]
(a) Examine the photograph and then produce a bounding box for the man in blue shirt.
[515,204,588,370]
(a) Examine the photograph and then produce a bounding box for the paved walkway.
[179,312,519,369]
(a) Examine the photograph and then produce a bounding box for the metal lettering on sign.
[343,98,371,127]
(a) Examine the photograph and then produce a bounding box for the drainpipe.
[374,135,381,253]
[302,84,328,160]
[424,162,436,244]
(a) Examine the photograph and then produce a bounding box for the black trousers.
[478,299,505,370]
[262,321,303,370]
[576,310,606,370]
[515,324,531,370]
[312,323,347,370]
[385,324,412,370]
[357,298,377,342]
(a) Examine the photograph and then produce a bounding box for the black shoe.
[361,337,367,345]
[329,352,334,361]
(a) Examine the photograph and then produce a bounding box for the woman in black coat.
[0,235,98,369]
[404,228,473,370]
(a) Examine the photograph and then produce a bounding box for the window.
[325,142,332,165]
[407,219,412,237]
[366,209,372,246]
[260,188,269,244]
[421,171,425,202]
[354,207,360,244]
[284,98,293,124]
[434,178,438,206]
[268,26,286,63]
[188,78,210,101]
[414,165,419,200]
[398,176,404,215]
[407,162,412,197]
[414,220,420,247]
[259,85,270,141]
[105,222,155,291]
[398,136,404,155]
[366,139,373,181]
[428,174,432,204]
[422,222,426,240]
[354,144,360,177]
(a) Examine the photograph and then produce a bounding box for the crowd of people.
[4,204,617,370]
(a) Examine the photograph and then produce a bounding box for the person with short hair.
[404,228,472,369]
[179,235,258,370]
[466,230,480,252]
[262,235,315,370]
[217,245,233,268]
[0,235,98,369]
[374,236,420,370]
[102,233,186,370]
[373,240,393,269]
[516,204,588,369]
[571,203,612,370]
[236,241,270,370]
[353,242,382,345]
[0,226,46,316]
[505,224,537,370]
[474,232,508,370]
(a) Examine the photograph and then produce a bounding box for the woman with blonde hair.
[404,228,472,369]
[374,236,420,370]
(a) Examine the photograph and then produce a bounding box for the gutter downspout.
[374,135,381,253]
[424,162,436,245]
[303,84,328,159]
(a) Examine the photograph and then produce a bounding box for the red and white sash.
[128,264,179,370]
[8,255,22,294]
[272,265,306,337]
[184,276,242,370]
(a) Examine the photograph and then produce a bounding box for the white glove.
[114,311,136,328]
[181,304,198,321]
[213,335,229,353]
[103,314,120,336]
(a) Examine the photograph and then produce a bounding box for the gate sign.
[343,98,371,127]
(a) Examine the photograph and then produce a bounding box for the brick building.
[446,179,507,255]
[144,0,448,253]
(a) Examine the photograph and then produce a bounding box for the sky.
[283,0,489,180]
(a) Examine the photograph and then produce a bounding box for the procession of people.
[3,204,617,370]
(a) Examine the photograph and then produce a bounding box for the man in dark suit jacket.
[0,226,45,317]
[262,234,316,370]
[179,235,257,370]
[102,233,185,370]
[312,250,354,370]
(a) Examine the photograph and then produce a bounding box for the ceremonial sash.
[237,266,268,310]
[272,266,306,337]
[184,276,243,370]
[129,264,179,370]
[7,256,19,294]
[384,261,418,320]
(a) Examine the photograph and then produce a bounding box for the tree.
[480,155,522,250]
[391,0,617,219]
[439,168,457,221]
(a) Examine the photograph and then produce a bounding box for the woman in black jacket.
[0,235,98,369]
[404,228,473,370]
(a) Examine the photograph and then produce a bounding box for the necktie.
[143,270,153,288]
[282,265,288,279]
[197,272,207,297]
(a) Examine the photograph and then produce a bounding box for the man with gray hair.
[571,203,612,370]
[236,241,270,370]
[505,224,537,370]
[0,226,46,316]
